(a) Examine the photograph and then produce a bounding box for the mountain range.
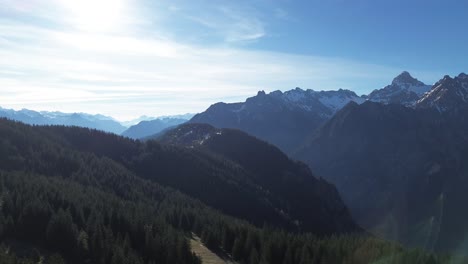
[190,88,364,153]
[0,108,127,134]
[190,71,433,153]
[121,113,195,127]
[0,72,435,144]
[0,107,194,137]
[189,71,468,252]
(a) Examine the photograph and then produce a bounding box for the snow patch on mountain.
[251,87,365,115]
[319,94,364,112]
[416,73,468,112]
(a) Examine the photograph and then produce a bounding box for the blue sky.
[0,0,467,120]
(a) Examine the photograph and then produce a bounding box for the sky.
[1,0,467,121]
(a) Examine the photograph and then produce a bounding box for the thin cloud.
[0,0,438,121]
[180,3,266,43]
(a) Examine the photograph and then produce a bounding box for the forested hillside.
[0,118,457,263]
[158,123,358,234]
[40,123,359,235]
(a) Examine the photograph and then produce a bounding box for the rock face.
[367,71,432,106]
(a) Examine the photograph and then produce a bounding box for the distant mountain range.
[0,72,439,143]
[0,107,194,137]
[0,108,127,134]
[190,71,433,153]
[189,88,366,153]
[121,113,195,127]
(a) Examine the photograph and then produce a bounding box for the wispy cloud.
[0,0,434,121]
[173,2,267,44]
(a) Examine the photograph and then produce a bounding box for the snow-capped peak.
[368,71,431,106]
[316,90,365,112]
[283,87,307,102]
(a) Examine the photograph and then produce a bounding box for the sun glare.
[57,0,126,32]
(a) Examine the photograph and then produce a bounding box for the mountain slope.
[190,88,364,153]
[0,107,126,134]
[158,123,359,234]
[294,101,468,252]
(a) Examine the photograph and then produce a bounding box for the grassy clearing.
[190,235,237,264]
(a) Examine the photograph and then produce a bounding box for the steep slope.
[190,88,364,153]
[0,107,126,134]
[122,117,187,139]
[367,71,432,106]
[158,123,359,234]
[294,101,468,252]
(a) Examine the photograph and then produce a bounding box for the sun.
[57,0,126,32]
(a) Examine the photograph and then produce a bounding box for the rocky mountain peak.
[458,72,468,80]
[257,90,267,96]
[391,71,421,86]
[367,72,431,106]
